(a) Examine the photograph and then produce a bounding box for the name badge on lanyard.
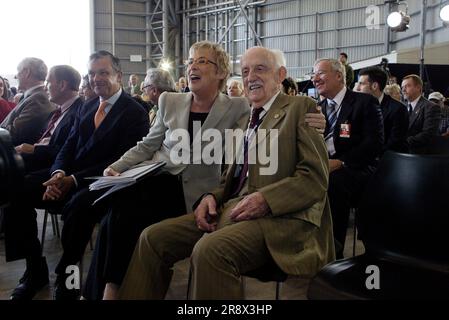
[340,122,351,138]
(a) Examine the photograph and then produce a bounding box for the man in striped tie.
[312,58,384,259]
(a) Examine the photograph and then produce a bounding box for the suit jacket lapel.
[77,93,128,159]
[249,93,287,152]
[334,91,354,138]
[201,93,231,132]
[380,95,390,118]
[49,97,82,145]
[409,96,424,128]
[188,93,232,163]
[176,92,193,132]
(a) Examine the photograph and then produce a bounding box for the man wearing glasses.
[140,68,177,127]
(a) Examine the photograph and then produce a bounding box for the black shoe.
[53,274,80,301]
[10,257,49,300]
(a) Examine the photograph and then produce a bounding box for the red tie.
[231,107,264,196]
[38,107,63,142]
[94,101,108,129]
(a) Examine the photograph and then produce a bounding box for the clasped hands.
[42,172,75,201]
[194,192,271,233]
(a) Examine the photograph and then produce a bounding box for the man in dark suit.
[15,65,84,172]
[312,58,384,259]
[356,66,409,154]
[0,57,55,145]
[401,74,441,154]
[3,51,150,300]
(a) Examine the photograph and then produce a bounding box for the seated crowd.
[0,40,447,300]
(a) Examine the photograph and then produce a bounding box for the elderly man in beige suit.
[118,46,335,300]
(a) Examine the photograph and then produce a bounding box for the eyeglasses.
[184,57,218,68]
[142,84,155,91]
[309,70,328,78]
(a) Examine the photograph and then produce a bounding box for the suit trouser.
[328,166,373,257]
[82,174,186,300]
[3,169,50,262]
[54,187,108,275]
[118,203,271,300]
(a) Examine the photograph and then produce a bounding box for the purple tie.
[231,107,264,196]
[38,107,62,142]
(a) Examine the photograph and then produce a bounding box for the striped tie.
[325,100,338,141]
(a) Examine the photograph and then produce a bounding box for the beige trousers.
[118,202,272,300]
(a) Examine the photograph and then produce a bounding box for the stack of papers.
[87,161,166,205]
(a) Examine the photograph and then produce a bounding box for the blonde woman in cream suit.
[82,41,249,300]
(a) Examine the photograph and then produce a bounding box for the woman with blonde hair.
[227,78,244,97]
[83,40,250,300]
[384,83,402,102]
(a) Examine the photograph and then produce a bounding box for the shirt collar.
[378,92,385,104]
[327,86,347,107]
[253,90,281,115]
[409,95,421,108]
[58,95,79,113]
[100,88,122,107]
[24,84,45,98]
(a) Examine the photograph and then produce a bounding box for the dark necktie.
[408,103,413,116]
[325,100,338,141]
[37,107,62,142]
[231,107,264,197]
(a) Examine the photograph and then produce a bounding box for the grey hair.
[50,65,82,91]
[18,57,48,81]
[246,46,286,70]
[271,49,286,69]
[145,68,176,92]
[89,50,121,73]
[314,58,346,85]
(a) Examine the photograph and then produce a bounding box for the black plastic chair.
[308,152,449,299]
[428,136,449,155]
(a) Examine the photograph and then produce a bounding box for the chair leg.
[352,208,357,257]
[186,267,192,300]
[275,281,281,300]
[79,257,84,293]
[41,210,49,254]
[50,213,57,236]
[54,215,61,238]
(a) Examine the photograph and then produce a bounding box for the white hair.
[271,49,286,69]
[314,58,346,85]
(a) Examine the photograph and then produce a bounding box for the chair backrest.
[0,129,24,208]
[428,136,449,155]
[358,151,449,269]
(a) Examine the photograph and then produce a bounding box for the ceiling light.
[387,10,410,32]
[440,4,449,26]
